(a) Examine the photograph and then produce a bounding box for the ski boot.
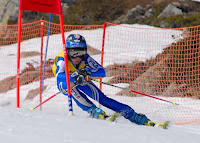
[129,113,148,125]
[98,111,107,119]
[88,107,107,119]
[87,106,119,122]
[144,119,155,127]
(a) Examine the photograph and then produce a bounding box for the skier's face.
[71,57,82,64]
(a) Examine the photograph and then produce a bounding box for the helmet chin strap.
[75,63,80,69]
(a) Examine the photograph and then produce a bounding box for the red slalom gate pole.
[17,0,23,108]
[129,89,177,105]
[91,79,178,105]
[100,22,106,91]
[39,20,44,111]
[30,84,78,111]
[30,93,57,111]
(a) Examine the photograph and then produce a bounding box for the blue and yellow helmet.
[66,34,87,60]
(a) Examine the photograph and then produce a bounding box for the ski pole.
[42,13,52,93]
[41,14,52,110]
[30,84,78,111]
[91,78,178,105]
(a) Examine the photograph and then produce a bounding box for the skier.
[52,34,168,128]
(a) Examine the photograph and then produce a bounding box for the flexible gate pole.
[91,78,178,105]
[39,20,44,110]
[40,14,53,110]
[31,84,78,111]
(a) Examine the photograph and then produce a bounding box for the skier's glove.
[75,68,91,85]
[77,68,88,77]
[76,74,85,85]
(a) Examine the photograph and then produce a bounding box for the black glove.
[76,74,85,85]
[75,68,90,85]
[77,68,88,77]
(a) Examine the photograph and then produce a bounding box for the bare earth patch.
[21,51,40,58]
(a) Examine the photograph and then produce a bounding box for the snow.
[1,106,200,143]
[0,23,200,143]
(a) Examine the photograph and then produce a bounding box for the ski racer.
[52,34,167,128]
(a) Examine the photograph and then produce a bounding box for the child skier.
[52,34,168,128]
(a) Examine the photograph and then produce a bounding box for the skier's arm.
[56,57,76,89]
[85,55,106,77]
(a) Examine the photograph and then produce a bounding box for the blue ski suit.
[52,51,147,125]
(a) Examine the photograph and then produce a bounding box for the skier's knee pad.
[129,113,147,125]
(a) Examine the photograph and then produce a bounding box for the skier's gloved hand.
[76,74,86,85]
[75,68,91,85]
[77,68,88,77]
[84,67,91,75]
[77,68,91,76]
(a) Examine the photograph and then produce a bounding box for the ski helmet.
[66,34,87,60]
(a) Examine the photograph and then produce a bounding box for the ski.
[105,112,120,122]
[154,121,170,129]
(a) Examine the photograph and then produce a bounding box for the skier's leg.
[58,81,107,119]
[100,94,148,125]
[78,81,148,125]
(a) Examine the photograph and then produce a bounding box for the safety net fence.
[0,20,200,125]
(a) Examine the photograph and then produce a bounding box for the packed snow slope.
[0,106,200,143]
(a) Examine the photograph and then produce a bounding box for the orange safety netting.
[0,20,200,125]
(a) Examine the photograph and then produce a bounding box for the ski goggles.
[68,49,87,59]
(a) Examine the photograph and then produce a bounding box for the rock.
[158,4,183,18]
[171,2,182,7]
[124,5,146,21]
[113,15,127,24]
[62,3,69,14]
[0,0,19,25]
[146,4,152,9]
[144,8,156,18]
